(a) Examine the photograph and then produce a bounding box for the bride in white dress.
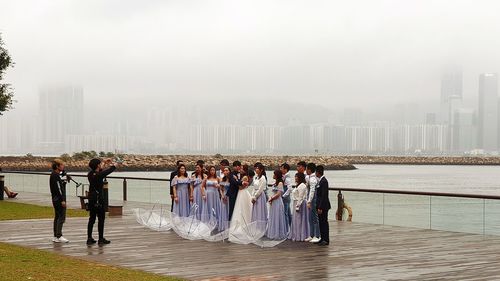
[228,175,252,241]
[228,175,267,244]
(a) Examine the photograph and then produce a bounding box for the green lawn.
[0,242,183,281]
[0,201,88,220]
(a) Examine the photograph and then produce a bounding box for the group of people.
[169,159,331,246]
[49,158,118,245]
[47,156,331,247]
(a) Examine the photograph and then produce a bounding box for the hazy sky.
[1,0,500,112]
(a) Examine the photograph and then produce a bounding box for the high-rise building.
[441,70,463,101]
[478,73,498,152]
[426,113,437,125]
[453,108,476,152]
[440,68,463,152]
[440,68,463,124]
[38,85,84,154]
[0,112,37,155]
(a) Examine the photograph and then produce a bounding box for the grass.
[0,201,88,220]
[0,242,183,281]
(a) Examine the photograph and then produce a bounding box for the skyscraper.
[441,69,463,107]
[440,68,463,152]
[38,85,84,154]
[478,73,498,152]
[452,108,476,152]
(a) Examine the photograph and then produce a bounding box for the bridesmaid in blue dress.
[190,164,206,220]
[201,166,221,224]
[266,169,288,240]
[172,164,191,217]
[218,167,231,231]
[251,163,268,223]
[288,172,310,241]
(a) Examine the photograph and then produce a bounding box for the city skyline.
[0,67,498,156]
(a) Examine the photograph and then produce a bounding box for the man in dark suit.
[315,165,331,246]
[227,160,242,220]
[169,160,183,211]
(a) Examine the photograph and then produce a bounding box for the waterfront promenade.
[1,192,500,280]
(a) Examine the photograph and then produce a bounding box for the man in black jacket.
[87,158,117,245]
[227,161,242,220]
[50,159,69,243]
[315,165,331,246]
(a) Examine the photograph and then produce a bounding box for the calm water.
[114,164,500,195]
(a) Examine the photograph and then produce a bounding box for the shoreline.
[0,154,355,172]
[345,155,500,166]
[2,154,500,172]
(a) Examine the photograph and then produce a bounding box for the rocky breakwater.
[345,155,500,165]
[0,155,356,172]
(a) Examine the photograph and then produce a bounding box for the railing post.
[123,179,127,201]
[382,193,385,225]
[336,190,344,221]
[0,175,4,201]
[429,196,432,230]
[483,199,486,235]
[103,180,109,212]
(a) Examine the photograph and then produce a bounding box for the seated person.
[4,185,18,198]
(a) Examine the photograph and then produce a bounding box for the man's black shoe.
[317,241,329,246]
[98,238,111,245]
[86,238,97,245]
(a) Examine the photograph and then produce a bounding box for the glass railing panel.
[124,179,151,203]
[23,174,40,193]
[150,180,169,205]
[4,174,23,192]
[105,178,124,202]
[485,199,500,236]
[36,174,51,194]
[338,191,383,224]
[430,196,484,234]
[383,194,431,229]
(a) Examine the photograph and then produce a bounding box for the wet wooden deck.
[1,192,500,280]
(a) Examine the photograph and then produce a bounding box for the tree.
[0,34,14,115]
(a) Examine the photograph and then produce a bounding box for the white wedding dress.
[229,186,253,233]
[228,181,268,245]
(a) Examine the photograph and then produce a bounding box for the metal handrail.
[329,187,500,200]
[2,170,500,201]
[0,170,169,182]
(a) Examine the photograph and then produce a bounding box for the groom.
[227,161,242,220]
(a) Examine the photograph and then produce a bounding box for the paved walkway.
[1,193,500,280]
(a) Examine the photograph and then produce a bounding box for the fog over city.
[1,0,500,155]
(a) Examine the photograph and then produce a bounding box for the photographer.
[87,158,118,246]
[50,159,69,243]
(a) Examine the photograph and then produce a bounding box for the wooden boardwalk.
[1,193,500,280]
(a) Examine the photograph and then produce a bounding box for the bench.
[108,205,123,216]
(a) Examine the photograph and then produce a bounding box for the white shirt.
[306,174,318,203]
[251,175,267,200]
[291,183,307,211]
[282,172,293,198]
